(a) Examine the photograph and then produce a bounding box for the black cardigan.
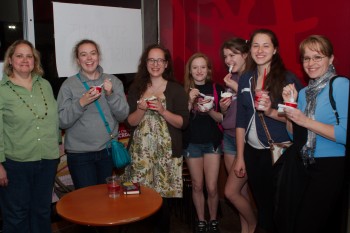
[126,81,189,157]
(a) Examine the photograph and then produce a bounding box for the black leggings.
[244,144,275,232]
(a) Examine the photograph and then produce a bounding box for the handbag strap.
[329,75,345,125]
[213,83,219,112]
[252,72,273,148]
[258,112,274,149]
[76,73,113,136]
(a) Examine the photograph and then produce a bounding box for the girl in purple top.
[220,38,257,233]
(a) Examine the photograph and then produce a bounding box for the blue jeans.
[0,158,59,233]
[67,149,113,189]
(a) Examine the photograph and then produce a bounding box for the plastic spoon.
[190,88,206,97]
[229,65,233,73]
[97,78,112,88]
[290,89,294,102]
[198,92,206,98]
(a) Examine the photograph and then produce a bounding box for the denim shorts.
[222,133,237,155]
[183,143,222,158]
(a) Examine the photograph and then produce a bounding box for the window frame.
[0,0,34,73]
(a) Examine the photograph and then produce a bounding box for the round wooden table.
[56,184,163,226]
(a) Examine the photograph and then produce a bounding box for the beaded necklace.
[7,81,48,120]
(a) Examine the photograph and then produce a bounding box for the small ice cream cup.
[95,86,102,93]
[284,102,297,108]
[90,86,102,94]
[221,92,233,101]
[254,89,269,110]
[197,96,214,111]
[145,96,158,109]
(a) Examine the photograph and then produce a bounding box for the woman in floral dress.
[126,44,189,233]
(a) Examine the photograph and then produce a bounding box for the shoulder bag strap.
[252,74,273,148]
[76,73,113,136]
[329,75,340,125]
[258,112,274,149]
[213,82,219,111]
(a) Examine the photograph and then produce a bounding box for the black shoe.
[195,220,207,233]
[208,220,220,233]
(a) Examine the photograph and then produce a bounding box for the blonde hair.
[184,53,213,93]
[3,40,43,77]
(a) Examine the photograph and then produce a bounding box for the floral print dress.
[128,98,183,198]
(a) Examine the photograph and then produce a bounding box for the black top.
[183,82,224,149]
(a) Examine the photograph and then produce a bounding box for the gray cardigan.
[57,66,129,153]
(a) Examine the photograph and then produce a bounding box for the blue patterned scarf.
[301,65,336,165]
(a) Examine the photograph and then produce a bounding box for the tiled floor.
[51,199,242,233]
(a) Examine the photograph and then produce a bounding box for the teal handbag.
[107,139,131,169]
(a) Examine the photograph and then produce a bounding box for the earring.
[8,63,13,69]
[329,64,335,72]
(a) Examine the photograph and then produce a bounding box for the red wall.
[159,0,350,85]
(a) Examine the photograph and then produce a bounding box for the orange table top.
[56,184,163,226]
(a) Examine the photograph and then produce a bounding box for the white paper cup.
[221,92,233,100]
[197,97,214,111]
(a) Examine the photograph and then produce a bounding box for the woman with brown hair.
[220,38,257,233]
[126,44,189,233]
[233,29,302,232]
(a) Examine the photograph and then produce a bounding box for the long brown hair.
[129,44,175,98]
[245,29,288,103]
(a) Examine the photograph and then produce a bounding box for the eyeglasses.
[147,58,166,65]
[302,55,326,63]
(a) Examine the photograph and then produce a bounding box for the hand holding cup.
[144,96,158,110]
[90,85,102,94]
[254,89,269,111]
[80,87,101,107]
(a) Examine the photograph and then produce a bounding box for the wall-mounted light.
[8,25,16,30]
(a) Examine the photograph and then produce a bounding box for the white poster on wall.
[53,2,142,77]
